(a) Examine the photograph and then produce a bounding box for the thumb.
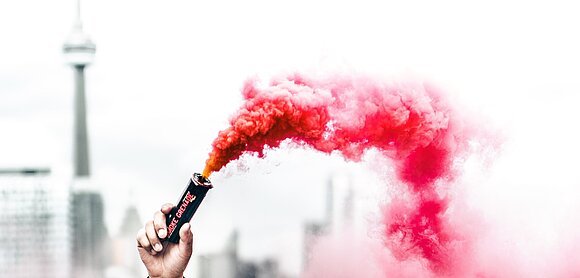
[178,223,193,257]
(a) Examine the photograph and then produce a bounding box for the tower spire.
[74,0,82,29]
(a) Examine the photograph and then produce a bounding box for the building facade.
[0,171,70,278]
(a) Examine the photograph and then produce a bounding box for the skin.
[136,203,193,278]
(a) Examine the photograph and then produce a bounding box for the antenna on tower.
[74,0,82,30]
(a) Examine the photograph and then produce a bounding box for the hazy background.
[1,0,580,276]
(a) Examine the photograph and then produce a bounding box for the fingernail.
[158,229,166,238]
[151,250,157,255]
[154,243,162,252]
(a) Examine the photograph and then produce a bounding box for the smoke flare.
[203,74,472,271]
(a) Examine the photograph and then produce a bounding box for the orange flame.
[202,166,212,179]
[202,154,216,178]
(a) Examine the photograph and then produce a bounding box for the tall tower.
[63,0,95,177]
[63,2,108,278]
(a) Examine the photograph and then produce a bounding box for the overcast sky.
[2,0,580,276]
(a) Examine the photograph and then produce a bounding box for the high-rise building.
[0,169,70,278]
[198,230,282,278]
[327,173,356,232]
[302,221,325,271]
[302,172,363,271]
[199,231,239,278]
[69,182,109,278]
[238,258,281,278]
[106,204,145,278]
[62,1,109,277]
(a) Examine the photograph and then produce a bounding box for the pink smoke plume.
[203,74,477,274]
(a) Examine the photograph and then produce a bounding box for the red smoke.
[203,74,471,272]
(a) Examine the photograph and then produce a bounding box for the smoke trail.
[203,74,474,272]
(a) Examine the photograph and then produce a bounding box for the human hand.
[136,203,193,278]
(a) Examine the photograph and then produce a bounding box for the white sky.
[1,0,580,276]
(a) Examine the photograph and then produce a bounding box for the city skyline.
[2,0,580,276]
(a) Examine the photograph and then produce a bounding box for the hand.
[137,203,193,278]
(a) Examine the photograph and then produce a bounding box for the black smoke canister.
[164,173,213,243]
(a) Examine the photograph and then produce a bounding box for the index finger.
[153,210,168,239]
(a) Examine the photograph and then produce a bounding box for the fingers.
[136,203,176,258]
[178,223,194,257]
[145,220,163,254]
[154,203,174,240]
[136,227,152,253]
[153,210,168,239]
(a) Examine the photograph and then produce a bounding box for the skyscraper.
[302,172,362,272]
[0,169,70,278]
[63,1,109,277]
[106,204,146,278]
[199,231,239,278]
[198,230,282,278]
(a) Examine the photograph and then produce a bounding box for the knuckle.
[145,227,159,242]
[138,237,150,248]
[148,237,159,244]
[146,234,158,245]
